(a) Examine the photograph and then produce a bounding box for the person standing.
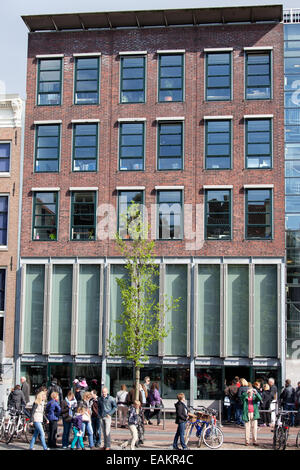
[295,381,300,426]
[280,379,296,426]
[128,400,142,450]
[61,391,77,449]
[260,384,272,427]
[20,377,30,405]
[71,406,85,450]
[29,390,49,450]
[241,385,262,447]
[47,378,63,405]
[236,379,248,427]
[98,387,117,450]
[268,378,277,426]
[224,380,238,423]
[81,392,95,449]
[46,391,61,449]
[116,384,128,428]
[172,393,188,450]
[91,389,101,448]
[7,385,26,412]
[147,382,162,426]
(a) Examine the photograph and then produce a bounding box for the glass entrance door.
[48,364,72,398]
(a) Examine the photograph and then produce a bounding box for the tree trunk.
[135,365,140,401]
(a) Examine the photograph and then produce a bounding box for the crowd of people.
[223,376,300,446]
[6,375,165,450]
[6,374,300,450]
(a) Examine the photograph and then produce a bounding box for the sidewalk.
[1,420,299,450]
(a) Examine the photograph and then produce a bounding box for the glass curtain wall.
[23,265,45,353]
[285,24,300,358]
[227,265,249,357]
[50,265,72,354]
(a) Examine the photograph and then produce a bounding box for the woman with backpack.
[61,391,77,449]
[46,391,61,448]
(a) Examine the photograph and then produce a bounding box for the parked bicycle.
[184,406,224,449]
[272,410,298,450]
[5,407,31,445]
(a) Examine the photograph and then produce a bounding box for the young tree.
[108,203,180,401]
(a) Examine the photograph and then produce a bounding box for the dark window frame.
[205,119,232,170]
[245,51,272,100]
[74,56,100,105]
[205,51,232,101]
[157,190,183,240]
[0,142,11,173]
[72,122,98,172]
[37,58,63,106]
[34,124,60,173]
[245,188,273,240]
[245,118,272,169]
[117,190,144,239]
[70,191,96,241]
[205,189,232,240]
[157,121,184,171]
[119,122,145,171]
[158,53,184,103]
[32,191,58,241]
[120,55,146,104]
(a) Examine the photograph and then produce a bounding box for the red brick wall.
[21,22,285,258]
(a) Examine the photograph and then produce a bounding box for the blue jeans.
[82,421,94,448]
[62,420,72,447]
[283,403,295,426]
[29,422,48,450]
[173,422,187,449]
[91,416,101,446]
[236,404,244,425]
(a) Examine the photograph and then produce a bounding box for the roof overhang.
[21,5,283,32]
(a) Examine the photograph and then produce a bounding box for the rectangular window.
[32,192,58,241]
[245,52,271,100]
[73,123,98,172]
[206,52,231,101]
[35,124,60,172]
[0,142,10,173]
[119,122,144,171]
[205,120,231,169]
[77,265,100,354]
[254,265,277,357]
[245,189,272,239]
[71,191,96,241]
[246,119,272,168]
[23,265,45,354]
[120,56,145,103]
[197,265,220,356]
[37,58,62,106]
[158,190,183,240]
[74,57,100,105]
[0,196,8,246]
[158,54,184,102]
[0,269,5,312]
[205,189,231,240]
[118,190,143,239]
[227,265,249,357]
[164,265,187,356]
[50,265,72,354]
[158,122,183,170]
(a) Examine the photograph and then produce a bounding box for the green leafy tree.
[108,203,180,400]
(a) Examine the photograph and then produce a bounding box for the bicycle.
[273,411,291,450]
[5,407,31,445]
[184,406,224,449]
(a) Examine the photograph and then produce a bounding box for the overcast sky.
[1,0,299,98]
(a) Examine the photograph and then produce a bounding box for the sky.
[1,0,299,99]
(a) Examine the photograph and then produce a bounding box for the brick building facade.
[0,95,23,407]
[18,6,285,405]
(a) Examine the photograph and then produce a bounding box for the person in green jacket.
[241,382,262,447]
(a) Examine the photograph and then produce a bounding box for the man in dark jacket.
[7,385,26,412]
[172,393,188,450]
[280,379,296,426]
[98,387,117,450]
[225,380,238,423]
[47,378,63,405]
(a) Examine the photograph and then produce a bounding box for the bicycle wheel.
[273,426,284,450]
[280,428,288,451]
[6,422,16,445]
[184,422,193,445]
[23,421,31,443]
[296,430,300,448]
[203,425,224,449]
